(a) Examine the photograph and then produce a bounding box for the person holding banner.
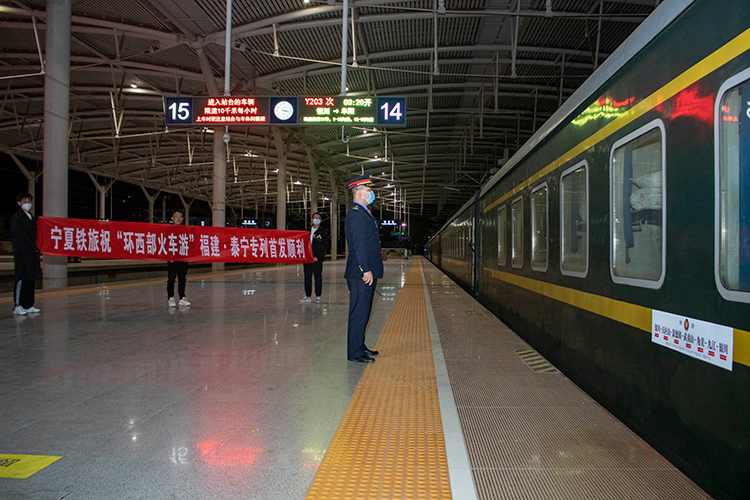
[300,212,329,303]
[344,174,383,363]
[11,192,42,315]
[167,211,190,307]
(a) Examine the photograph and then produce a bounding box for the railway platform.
[0,257,710,499]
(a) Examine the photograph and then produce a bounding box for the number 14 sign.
[377,97,406,126]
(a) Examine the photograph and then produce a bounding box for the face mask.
[312,218,321,225]
[365,191,376,205]
[21,203,32,211]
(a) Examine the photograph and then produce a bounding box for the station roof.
[0,0,659,221]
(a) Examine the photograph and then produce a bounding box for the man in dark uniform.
[344,174,383,363]
[301,212,329,303]
[11,192,42,315]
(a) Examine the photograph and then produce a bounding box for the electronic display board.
[165,96,271,125]
[297,96,405,126]
[164,96,405,127]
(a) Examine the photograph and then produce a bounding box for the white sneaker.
[179,298,191,306]
[13,306,27,315]
[300,296,312,303]
[168,297,176,307]
[26,306,40,313]
[316,296,322,302]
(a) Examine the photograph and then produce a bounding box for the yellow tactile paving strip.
[306,260,452,500]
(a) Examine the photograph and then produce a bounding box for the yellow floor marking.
[0,264,297,304]
[0,454,61,478]
[306,260,452,500]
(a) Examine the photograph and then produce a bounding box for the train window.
[531,183,548,272]
[610,120,666,288]
[497,206,507,267]
[716,71,750,303]
[512,196,524,269]
[560,161,589,277]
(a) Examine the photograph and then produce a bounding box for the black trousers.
[167,261,188,299]
[303,260,323,297]
[346,276,377,359]
[14,279,35,309]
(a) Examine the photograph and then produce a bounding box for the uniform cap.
[346,174,372,190]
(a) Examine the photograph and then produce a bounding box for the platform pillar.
[42,0,71,289]
[273,128,287,231]
[212,131,226,272]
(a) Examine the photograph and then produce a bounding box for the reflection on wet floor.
[0,260,408,499]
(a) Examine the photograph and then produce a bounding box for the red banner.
[37,217,313,264]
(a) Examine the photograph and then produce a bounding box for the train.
[426,1,749,499]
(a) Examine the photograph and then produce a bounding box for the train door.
[472,192,481,298]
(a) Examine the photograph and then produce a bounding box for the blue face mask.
[366,190,376,205]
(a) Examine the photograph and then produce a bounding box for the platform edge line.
[421,259,479,500]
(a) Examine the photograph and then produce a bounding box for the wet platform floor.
[0,258,709,499]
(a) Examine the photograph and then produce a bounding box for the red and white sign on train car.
[36,217,313,264]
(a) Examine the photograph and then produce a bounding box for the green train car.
[427,0,750,498]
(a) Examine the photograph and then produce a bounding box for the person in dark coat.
[11,192,42,315]
[344,174,383,363]
[167,210,190,307]
[300,212,329,303]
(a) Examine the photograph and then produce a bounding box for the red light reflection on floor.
[197,441,264,466]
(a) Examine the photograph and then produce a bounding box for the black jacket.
[11,209,42,281]
[310,225,330,261]
[344,202,383,279]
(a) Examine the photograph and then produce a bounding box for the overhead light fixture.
[374,155,379,159]
[362,130,368,135]
[130,83,138,88]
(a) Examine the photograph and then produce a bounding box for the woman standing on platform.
[11,192,41,315]
[300,212,329,303]
[166,210,190,307]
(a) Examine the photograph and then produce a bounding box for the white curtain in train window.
[531,184,548,272]
[611,126,663,283]
[512,196,523,268]
[497,206,507,267]
[561,163,588,276]
[718,83,750,292]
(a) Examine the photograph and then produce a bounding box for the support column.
[212,131,226,271]
[141,186,160,223]
[307,148,319,215]
[330,172,338,261]
[239,185,244,222]
[195,43,225,271]
[10,153,42,201]
[42,0,71,289]
[331,172,339,260]
[179,195,193,226]
[272,127,287,230]
[88,172,114,220]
